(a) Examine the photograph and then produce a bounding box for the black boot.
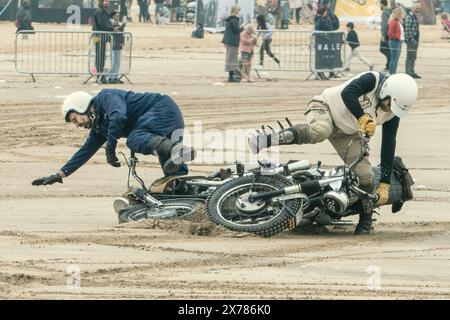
[149,137,196,175]
[228,72,239,83]
[354,213,373,235]
[354,199,374,235]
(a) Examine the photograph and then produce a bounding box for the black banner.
[313,32,344,71]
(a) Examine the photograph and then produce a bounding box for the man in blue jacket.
[31,90,196,186]
[93,0,119,84]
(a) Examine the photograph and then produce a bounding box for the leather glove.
[32,173,63,186]
[375,182,390,206]
[106,147,121,167]
[358,114,376,137]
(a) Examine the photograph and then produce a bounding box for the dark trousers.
[379,39,390,70]
[126,95,188,176]
[139,3,150,22]
[95,35,108,74]
[295,7,302,23]
[405,40,418,75]
[259,39,280,65]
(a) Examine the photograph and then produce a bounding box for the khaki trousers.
[304,101,374,191]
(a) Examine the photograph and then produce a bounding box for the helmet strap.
[376,72,390,107]
[86,110,96,123]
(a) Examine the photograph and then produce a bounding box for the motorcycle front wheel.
[118,198,203,224]
[206,174,299,237]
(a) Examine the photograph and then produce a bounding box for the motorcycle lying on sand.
[113,151,244,223]
[205,132,415,237]
[113,150,314,224]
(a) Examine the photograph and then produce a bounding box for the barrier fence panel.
[309,31,346,79]
[15,30,133,84]
[253,30,346,80]
[255,30,312,73]
[87,31,133,84]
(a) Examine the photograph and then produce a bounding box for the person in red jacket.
[387,7,405,74]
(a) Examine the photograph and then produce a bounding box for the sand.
[0,16,449,299]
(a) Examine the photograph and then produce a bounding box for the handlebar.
[347,131,371,171]
[349,185,379,202]
[260,160,311,175]
[120,151,146,190]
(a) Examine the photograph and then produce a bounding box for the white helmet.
[62,91,93,122]
[379,73,418,118]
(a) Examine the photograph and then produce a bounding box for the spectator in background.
[324,0,340,31]
[170,0,181,22]
[443,1,450,15]
[158,4,171,24]
[379,0,392,72]
[344,22,373,72]
[138,0,150,23]
[15,0,34,33]
[239,24,258,82]
[441,12,450,33]
[280,0,290,29]
[155,0,165,21]
[403,3,421,79]
[256,14,282,69]
[293,0,303,24]
[256,0,268,17]
[311,0,319,16]
[275,0,282,29]
[119,0,128,22]
[222,5,242,83]
[93,0,119,84]
[109,10,126,84]
[314,6,332,31]
[387,7,405,74]
[314,6,331,80]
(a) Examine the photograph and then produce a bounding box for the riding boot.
[354,199,374,235]
[248,123,311,154]
[148,136,196,175]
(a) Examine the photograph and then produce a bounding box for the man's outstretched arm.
[32,133,106,186]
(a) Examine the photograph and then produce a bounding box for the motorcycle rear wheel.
[206,174,299,237]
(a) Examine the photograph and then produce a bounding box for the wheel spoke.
[217,183,285,226]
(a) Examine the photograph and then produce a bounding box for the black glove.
[106,148,121,167]
[32,173,63,186]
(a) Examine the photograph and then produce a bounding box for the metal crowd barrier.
[14,30,133,84]
[308,31,347,79]
[253,30,346,80]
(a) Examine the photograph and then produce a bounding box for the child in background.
[441,12,450,32]
[345,22,373,72]
[239,24,258,82]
